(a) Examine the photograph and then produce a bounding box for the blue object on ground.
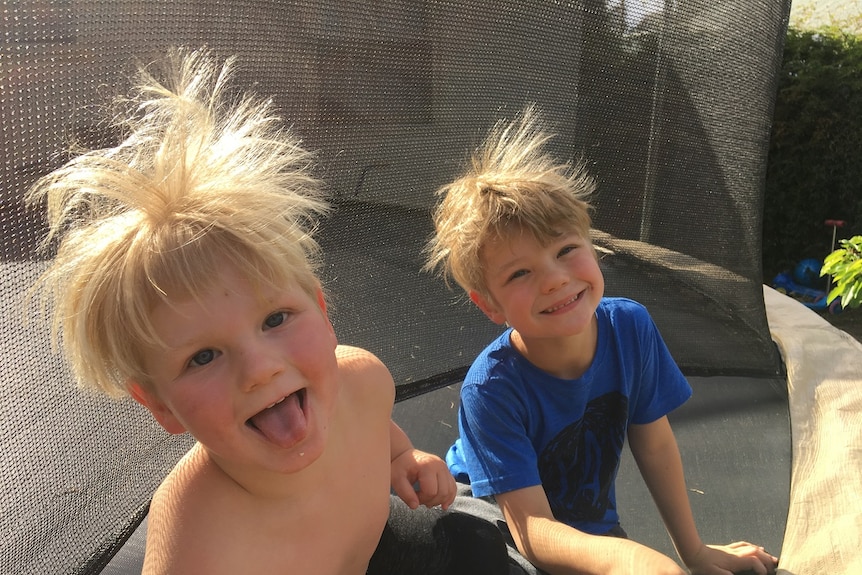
[794,258,823,288]
[774,271,826,309]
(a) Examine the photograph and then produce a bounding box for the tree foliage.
[763,27,862,277]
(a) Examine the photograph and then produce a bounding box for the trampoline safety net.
[0,1,790,574]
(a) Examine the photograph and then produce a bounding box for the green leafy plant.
[822,235,862,308]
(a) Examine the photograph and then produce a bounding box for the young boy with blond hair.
[27,48,511,575]
[425,107,779,575]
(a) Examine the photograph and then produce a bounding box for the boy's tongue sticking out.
[248,390,307,447]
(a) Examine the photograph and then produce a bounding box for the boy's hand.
[685,541,778,575]
[390,448,456,510]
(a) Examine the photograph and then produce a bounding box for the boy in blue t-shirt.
[425,106,778,575]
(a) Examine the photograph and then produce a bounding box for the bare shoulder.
[335,345,394,404]
[336,345,391,380]
[149,444,210,516]
[143,446,233,572]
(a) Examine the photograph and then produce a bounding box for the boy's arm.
[628,416,778,575]
[496,485,685,575]
[389,420,456,510]
[349,346,455,510]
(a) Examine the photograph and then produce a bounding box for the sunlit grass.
[790,0,862,34]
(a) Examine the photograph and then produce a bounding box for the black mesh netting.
[0,1,790,573]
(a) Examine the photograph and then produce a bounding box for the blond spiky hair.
[26,47,329,397]
[424,105,595,298]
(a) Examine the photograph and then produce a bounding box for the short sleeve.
[625,303,692,425]
[456,376,544,497]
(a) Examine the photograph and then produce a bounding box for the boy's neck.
[509,317,598,380]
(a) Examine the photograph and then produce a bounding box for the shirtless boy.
[27,48,508,575]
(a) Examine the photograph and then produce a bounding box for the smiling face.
[129,264,339,478]
[471,227,604,344]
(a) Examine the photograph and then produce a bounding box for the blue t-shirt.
[447,297,692,535]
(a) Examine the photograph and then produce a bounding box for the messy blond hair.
[424,106,595,298]
[26,48,329,397]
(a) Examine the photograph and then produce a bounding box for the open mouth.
[542,291,583,314]
[246,388,308,447]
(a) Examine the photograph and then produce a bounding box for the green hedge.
[763,26,862,279]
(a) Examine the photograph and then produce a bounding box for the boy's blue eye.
[558,245,576,257]
[190,349,215,367]
[264,311,286,329]
[509,269,529,281]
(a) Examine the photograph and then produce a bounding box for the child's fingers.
[415,470,457,509]
[391,476,420,509]
[425,471,456,509]
[711,542,778,575]
[728,541,778,568]
[417,471,452,508]
[440,472,456,508]
[415,472,440,504]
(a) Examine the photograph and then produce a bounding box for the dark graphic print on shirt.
[537,391,628,526]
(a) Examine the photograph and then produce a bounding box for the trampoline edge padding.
[764,286,862,574]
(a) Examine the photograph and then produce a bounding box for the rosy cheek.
[174,374,225,416]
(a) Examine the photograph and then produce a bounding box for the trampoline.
[1,1,858,574]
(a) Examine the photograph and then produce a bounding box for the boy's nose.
[541,267,569,293]
[240,344,285,391]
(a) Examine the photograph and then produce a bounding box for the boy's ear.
[315,286,337,339]
[469,290,507,325]
[315,286,328,315]
[127,380,186,435]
